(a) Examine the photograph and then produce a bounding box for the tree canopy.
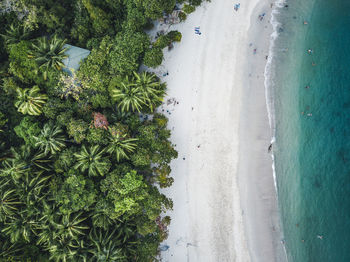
[0,0,206,260]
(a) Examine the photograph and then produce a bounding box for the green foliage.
[124,1,148,31]
[88,227,126,261]
[42,98,67,119]
[189,0,204,6]
[153,164,174,188]
[183,4,196,14]
[0,187,21,221]
[82,0,114,36]
[179,11,187,21]
[14,117,41,146]
[167,30,182,42]
[153,35,170,49]
[57,71,83,101]
[77,37,113,108]
[109,31,150,75]
[86,128,109,145]
[28,35,69,80]
[33,123,66,155]
[0,24,31,46]
[53,148,75,173]
[0,0,181,259]
[74,145,111,177]
[153,30,182,49]
[101,170,171,221]
[56,172,97,214]
[110,76,145,113]
[70,0,92,46]
[1,77,20,95]
[143,47,163,68]
[142,0,176,19]
[8,41,40,83]
[14,86,48,116]
[106,126,138,162]
[67,119,89,143]
[0,111,8,132]
[110,72,166,112]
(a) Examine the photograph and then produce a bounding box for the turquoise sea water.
[270,0,350,261]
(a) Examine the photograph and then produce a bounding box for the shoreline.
[155,0,284,261]
[238,0,287,261]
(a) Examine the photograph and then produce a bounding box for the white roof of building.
[62,44,90,73]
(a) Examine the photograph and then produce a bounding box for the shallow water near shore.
[270,0,350,261]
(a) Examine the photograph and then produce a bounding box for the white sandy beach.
[156,0,285,261]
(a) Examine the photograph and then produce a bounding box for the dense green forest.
[0,0,204,260]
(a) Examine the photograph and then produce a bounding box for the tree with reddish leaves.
[93,112,109,130]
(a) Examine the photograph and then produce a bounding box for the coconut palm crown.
[106,128,137,162]
[74,145,110,177]
[14,86,48,116]
[0,24,31,45]
[28,35,69,80]
[133,71,165,110]
[110,76,144,113]
[33,124,66,155]
[110,72,166,113]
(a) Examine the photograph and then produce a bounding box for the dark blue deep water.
[270,0,350,261]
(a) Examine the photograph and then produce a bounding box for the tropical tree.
[0,158,27,179]
[12,171,51,207]
[14,86,48,115]
[0,184,21,221]
[110,73,165,112]
[56,173,97,214]
[106,130,137,162]
[0,24,31,45]
[47,237,81,262]
[0,240,23,259]
[52,212,89,240]
[28,35,69,79]
[88,227,125,261]
[143,47,163,68]
[34,124,66,155]
[91,211,114,230]
[74,145,111,177]
[2,212,38,243]
[110,76,144,113]
[10,145,52,171]
[133,71,165,111]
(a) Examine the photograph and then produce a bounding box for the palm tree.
[12,171,51,207]
[88,228,126,262]
[47,237,81,262]
[28,35,69,80]
[14,86,48,115]
[0,240,23,259]
[0,158,27,180]
[0,186,21,221]
[110,76,145,113]
[10,145,52,171]
[52,212,89,240]
[2,212,38,243]
[74,145,111,177]
[106,130,137,162]
[133,71,165,111]
[38,212,86,261]
[91,212,114,230]
[0,24,31,45]
[36,201,58,246]
[34,124,66,155]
